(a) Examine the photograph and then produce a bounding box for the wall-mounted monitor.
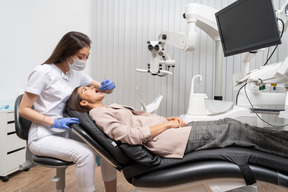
[215,0,281,57]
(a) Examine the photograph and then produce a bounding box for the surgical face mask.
[68,57,87,71]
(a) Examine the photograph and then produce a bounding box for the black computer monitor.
[215,0,281,57]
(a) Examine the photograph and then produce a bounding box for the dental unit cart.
[0,108,26,182]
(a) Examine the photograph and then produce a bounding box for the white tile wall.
[91,0,288,117]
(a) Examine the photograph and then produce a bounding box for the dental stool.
[14,94,74,192]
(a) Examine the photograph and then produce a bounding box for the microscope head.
[147,41,164,56]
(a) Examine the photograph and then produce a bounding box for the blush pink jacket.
[89,103,191,158]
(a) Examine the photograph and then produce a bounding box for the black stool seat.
[32,155,74,167]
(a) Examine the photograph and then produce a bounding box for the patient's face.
[78,86,104,104]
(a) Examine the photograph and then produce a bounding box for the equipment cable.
[263,18,284,66]
[243,82,288,128]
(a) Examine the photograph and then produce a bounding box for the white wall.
[92,0,288,117]
[1,0,287,118]
[0,0,93,102]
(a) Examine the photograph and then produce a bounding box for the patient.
[66,86,288,159]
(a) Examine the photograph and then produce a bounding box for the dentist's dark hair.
[44,31,91,64]
[65,86,90,113]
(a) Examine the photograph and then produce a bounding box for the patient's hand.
[149,117,186,138]
[166,117,186,127]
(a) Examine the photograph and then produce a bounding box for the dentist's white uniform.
[26,64,116,192]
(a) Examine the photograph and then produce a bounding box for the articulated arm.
[136,3,219,77]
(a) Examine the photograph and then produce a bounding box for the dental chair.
[65,109,288,192]
[14,94,74,192]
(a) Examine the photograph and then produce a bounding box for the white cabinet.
[0,110,26,182]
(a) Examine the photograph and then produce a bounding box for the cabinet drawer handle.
[7,120,15,124]
[7,147,26,155]
[7,131,16,135]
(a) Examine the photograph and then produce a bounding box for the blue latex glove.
[100,79,115,91]
[51,118,80,129]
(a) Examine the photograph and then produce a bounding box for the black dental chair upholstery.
[14,94,73,192]
[66,109,288,191]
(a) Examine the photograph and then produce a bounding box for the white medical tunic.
[25,64,92,141]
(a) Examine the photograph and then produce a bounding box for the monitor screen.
[215,0,281,57]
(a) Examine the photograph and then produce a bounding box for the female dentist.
[19,31,117,192]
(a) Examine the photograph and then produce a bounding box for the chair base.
[54,167,67,191]
[135,178,258,192]
[19,160,34,171]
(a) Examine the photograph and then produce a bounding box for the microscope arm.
[158,3,219,51]
[136,3,219,77]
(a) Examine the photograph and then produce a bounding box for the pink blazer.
[89,103,191,158]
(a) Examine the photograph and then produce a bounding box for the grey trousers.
[185,118,288,158]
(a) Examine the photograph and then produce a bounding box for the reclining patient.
[66,86,288,159]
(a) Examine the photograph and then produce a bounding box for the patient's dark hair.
[66,87,90,113]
